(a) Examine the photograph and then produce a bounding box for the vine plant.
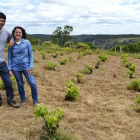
[65,80,79,101]
[59,58,67,65]
[73,73,83,83]
[98,53,108,62]
[87,65,93,74]
[33,104,63,139]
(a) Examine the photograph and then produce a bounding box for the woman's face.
[14,28,22,40]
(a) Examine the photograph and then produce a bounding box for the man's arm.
[7,34,14,48]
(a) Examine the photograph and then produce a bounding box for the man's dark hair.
[12,26,27,39]
[0,12,6,20]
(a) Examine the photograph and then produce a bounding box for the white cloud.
[0,0,140,34]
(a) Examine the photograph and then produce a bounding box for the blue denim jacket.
[8,38,33,71]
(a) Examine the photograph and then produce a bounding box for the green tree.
[52,25,73,47]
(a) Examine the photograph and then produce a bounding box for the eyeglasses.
[0,19,5,23]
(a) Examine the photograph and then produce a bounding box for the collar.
[14,38,25,44]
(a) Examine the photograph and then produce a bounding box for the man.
[0,12,20,108]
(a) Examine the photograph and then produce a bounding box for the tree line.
[109,42,140,53]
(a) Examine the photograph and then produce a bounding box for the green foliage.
[52,25,73,47]
[64,41,75,48]
[45,62,57,71]
[0,76,17,91]
[69,55,72,62]
[33,104,63,137]
[78,52,83,59]
[79,68,90,74]
[27,37,42,46]
[41,51,46,59]
[126,63,136,78]
[137,55,140,59]
[60,58,67,65]
[73,73,83,83]
[87,65,93,71]
[75,43,90,50]
[5,48,8,52]
[10,76,17,91]
[51,51,59,58]
[121,54,129,64]
[97,59,101,65]
[47,131,78,140]
[137,95,140,104]
[98,53,108,62]
[85,42,97,50]
[128,64,136,72]
[0,79,5,90]
[34,57,39,63]
[87,65,93,74]
[60,51,64,56]
[42,41,54,47]
[127,78,140,91]
[33,66,39,77]
[66,81,79,101]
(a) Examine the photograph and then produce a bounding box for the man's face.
[0,18,5,30]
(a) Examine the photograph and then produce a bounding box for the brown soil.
[0,51,140,140]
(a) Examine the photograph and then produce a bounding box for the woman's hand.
[27,69,33,75]
[9,70,13,77]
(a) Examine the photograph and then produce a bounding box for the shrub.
[121,54,128,63]
[64,41,75,48]
[127,63,136,78]
[51,52,59,58]
[87,65,93,74]
[73,73,83,83]
[42,41,54,47]
[60,58,67,65]
[65,81,79,101]
[99,53,108,62]
[33,104,63,138]
[79,68,90,74]
[127,78,140,91]
[75,43,90,50]
[44,62,57,71]
[78,52,83,59]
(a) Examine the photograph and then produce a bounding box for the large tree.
[52,25,73,47]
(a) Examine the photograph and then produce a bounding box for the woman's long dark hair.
[12,26,27,39]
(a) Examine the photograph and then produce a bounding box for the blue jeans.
[0,61,14,103]
[12,70,38,103]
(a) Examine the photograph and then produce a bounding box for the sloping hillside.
[0,51,140,140]
[92,37,140,49]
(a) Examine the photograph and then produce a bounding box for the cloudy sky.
[1,0,140,35]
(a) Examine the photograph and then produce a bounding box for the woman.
[8,26,38,106]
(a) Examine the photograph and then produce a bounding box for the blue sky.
[1,0,140,35]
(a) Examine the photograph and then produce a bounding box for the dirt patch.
[0,51,140,140]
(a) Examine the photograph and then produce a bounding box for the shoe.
[8,100,20,108]
[34,102,38,107]
[0,100,2,106]
[21,101,26,105]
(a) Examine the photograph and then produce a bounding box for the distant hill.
[28,34,140,49]
[28,34,52,42]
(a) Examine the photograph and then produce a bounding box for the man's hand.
[9,38,14,48]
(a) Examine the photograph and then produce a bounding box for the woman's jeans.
[0,61,14,103]
[12,70,38,103]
